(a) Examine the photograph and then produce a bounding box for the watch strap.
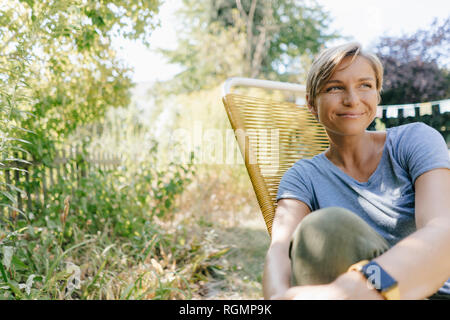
[347,260,400,300]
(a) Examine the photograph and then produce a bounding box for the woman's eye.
[361,83,373,88]
[326,86,343,92]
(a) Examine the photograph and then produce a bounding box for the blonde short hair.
[306,42,384,107]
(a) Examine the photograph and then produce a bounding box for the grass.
[0,147,270,300]
[171,165,271,300]
[193,223,270,300]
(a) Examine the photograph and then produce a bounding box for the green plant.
[0,138,204,299]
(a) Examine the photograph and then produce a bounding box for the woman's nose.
[342,89,360,106]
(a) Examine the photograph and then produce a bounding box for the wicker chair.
[221,77,329,236]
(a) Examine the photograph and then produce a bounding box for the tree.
[374,18,450,105]
[215,0,337,79]
[0,0,161,165]
[161,0,338,93]
[0,0,161,214]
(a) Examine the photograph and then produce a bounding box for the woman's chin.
[324,123,370,137]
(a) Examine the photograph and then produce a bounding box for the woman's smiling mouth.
[337,112,365,118]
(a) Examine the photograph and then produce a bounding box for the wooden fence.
[1,146,122,216]
[377,99,450,147]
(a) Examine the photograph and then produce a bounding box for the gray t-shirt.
[276,122,450,295]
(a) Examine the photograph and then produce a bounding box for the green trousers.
[289,206,449,300]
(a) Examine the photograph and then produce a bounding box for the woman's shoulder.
[388,122,434,136]
[292,153,324,169]
[386,122,449,172]
[284,155,324,178]
[387,122,443,145]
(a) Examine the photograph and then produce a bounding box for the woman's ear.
[306,94,318,119]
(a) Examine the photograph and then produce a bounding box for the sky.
[113,0,450,84]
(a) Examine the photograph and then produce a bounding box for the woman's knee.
[294,206,358,237]
[292,207,345,244]
[289,207,389,285]
[289,206,389,264]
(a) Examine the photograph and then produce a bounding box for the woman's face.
[309,55,379,137]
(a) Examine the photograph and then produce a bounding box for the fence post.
[5,168,12,218]
[76,145,81,185]
[70,145,77,190]
[24,151,33,213]
[56,149,62,183]
[41,160,47,205]
[49,155,55,189]
[13,152,23,216]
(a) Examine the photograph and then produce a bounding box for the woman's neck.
[325,131,381,170]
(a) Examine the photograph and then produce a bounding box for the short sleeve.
[276,163,313,210]
[396,122,450,183]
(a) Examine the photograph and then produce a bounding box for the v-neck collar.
[318,129,390,186]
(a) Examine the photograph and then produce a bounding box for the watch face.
[361,261,398,292]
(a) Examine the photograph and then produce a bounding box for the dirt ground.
[175,169,272,300]
[192,206,271,300]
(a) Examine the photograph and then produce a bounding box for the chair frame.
[222,77,328,237]
[222,77,306,97]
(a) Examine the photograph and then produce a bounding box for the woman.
[263,42,450,300]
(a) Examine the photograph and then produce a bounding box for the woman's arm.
[262,199,310,299]
[282,168,450,300]
[369,168,450,299]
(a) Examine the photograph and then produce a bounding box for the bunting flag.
[376,106,382,118]
[386,106,398,118]
[403,105,416,117]
[380,98,449,118]
[419,102,432,116]
[440,100,450,113]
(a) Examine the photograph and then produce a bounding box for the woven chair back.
[222,93,329,236]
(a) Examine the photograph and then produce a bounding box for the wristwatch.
[348,260,400,300]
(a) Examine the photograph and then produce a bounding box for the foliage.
[0,141,220,299]
[212,0,338,78]
[160,0,339,94]
[374,18,450,104]
[0,0,229,300]
[0,0,161,168]
[0,79,230,299]
[0,0,161,285]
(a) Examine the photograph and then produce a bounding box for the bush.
[0,144,203,299]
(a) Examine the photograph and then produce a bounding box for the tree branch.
[235,0,247,19]
[251,26,266,78]
[248,0,257,24]
[236,0,259,76]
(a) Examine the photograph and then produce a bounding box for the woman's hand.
[272,271,384,300]
[273,283,346,300]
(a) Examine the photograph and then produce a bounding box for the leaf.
[5,137,31,145]
[4,157,32,165]
[0,190,17,204]
[44,239,96,286]
[120,282,136,300]
[6,279,23,298]
[12,255,28,270]
[9,125,35,135]
[82,258,107,298]
[3,183,25,195]
[0,261,8,283]
[208,248,230,259]
[0,204,27,220]
[65,262,81,298]
[5,145,32,155]
[2,246,14,269]
[19,0,34,9]
[24,274,37,295]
